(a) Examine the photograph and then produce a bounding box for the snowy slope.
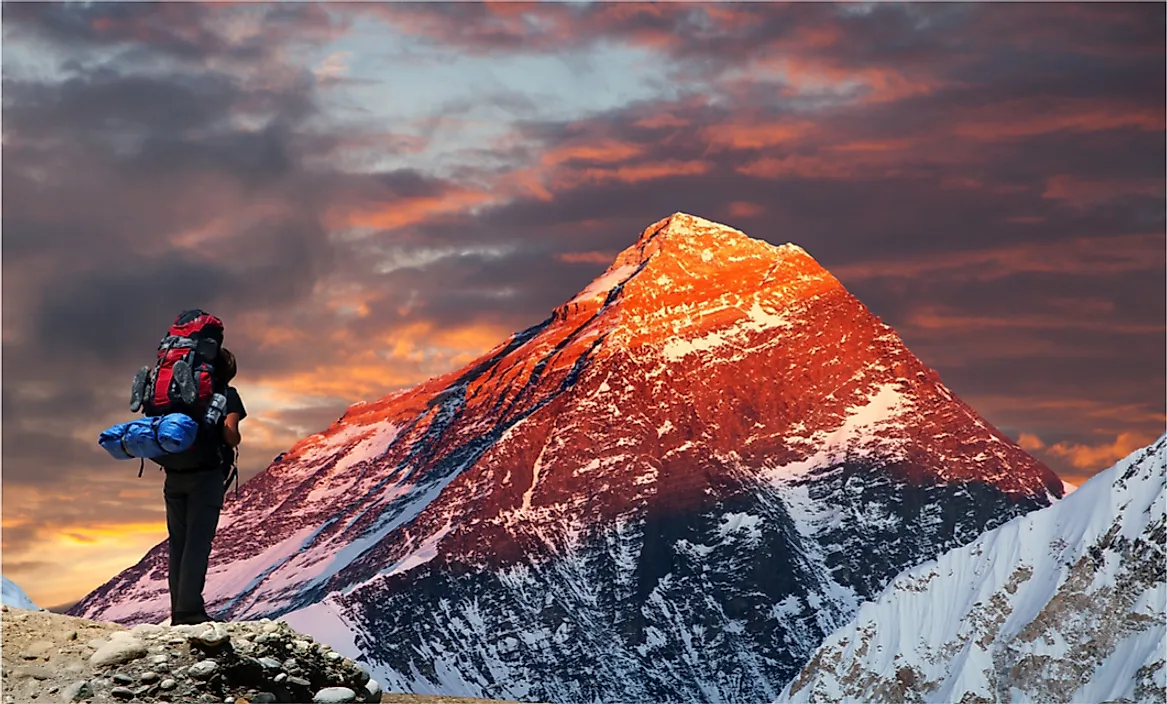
[3,575,41,610]
[783,434,1166,703]
[72,213,1065,703]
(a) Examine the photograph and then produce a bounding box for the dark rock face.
[71,214,1063,702]
[335,461,1048,703]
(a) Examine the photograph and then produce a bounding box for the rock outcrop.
[1,606,379,703]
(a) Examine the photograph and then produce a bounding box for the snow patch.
[2,576,40,610]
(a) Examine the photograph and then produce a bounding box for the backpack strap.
[224,446,240,499]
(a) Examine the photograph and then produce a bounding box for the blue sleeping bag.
[98,414,199,460]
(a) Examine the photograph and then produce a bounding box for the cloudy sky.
[2,2,1163,610]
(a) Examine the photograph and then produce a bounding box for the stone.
[189,623,230,648]
[292,639,310,652]
[132,623,163,637]
[21,640,54,659]
[253,695,277,704]
[273,673,288,684]
[159,679,177,691]
[261,622,279,634]
[90,637,147,668]
[48,687,59,696]
[151,654,169,664]
[326,651,342,662]
[189,659,219,679]
[313,687,357,704]
[140,671,159,683]
[63,630,78,641]
[258,657,282,670]
[363,678,382,702]
[60,680,92,702]
[112,673,134,685]
[133,687,152,699]
[289,676,311,687]
[110,687,134,701]
[13,665,53,680]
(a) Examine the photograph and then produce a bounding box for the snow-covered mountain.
[783,434,1166,704]
[3,575,41,610]
[72,213,1064,702]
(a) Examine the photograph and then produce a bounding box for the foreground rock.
[2,606,378,703]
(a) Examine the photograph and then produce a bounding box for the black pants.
[163,467,224,622]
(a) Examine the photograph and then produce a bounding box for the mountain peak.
[556,214,838,355]
[617,211,814,270]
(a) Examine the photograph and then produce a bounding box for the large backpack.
[129,309,226,471]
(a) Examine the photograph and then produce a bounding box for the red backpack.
[130,309,225,420]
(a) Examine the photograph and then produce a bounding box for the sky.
[2,2,1163,610]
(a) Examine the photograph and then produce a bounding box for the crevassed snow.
[2,575,40,610]
[781,433,1167,703]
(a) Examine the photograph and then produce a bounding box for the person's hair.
[218,347,237,384]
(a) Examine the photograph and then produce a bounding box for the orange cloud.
[1043,431,1160,470]
[2,510,170,608]
[702,121,815,151]
[906,307,1162,335]
[542,139,645,165]
[327,187,495,231]
[635,113,690,129]
[953,100,1163,140]
[831,233,1164,283]
[1018,432,1046,452]
[737,154,850,180]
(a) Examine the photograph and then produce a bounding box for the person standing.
[163,347,246,625]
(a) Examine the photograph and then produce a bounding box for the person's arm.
[222,412,242,447]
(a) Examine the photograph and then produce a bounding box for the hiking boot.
[129,366,150,413]
[172,359,198,405]
[171,611,218,625]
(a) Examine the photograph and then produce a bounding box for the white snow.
[569,264,638,303]
[2,575,40,610]
[781,434,1167,703]
[762,382,913,484]
[378,522,453,579]
[281,596,364,662]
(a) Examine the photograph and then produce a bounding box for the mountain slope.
[2,576,41,611]
[783,434,1166,704]
[72,213,1064,702]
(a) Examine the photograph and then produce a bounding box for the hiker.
[163,347,246,625]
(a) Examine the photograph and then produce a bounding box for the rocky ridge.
[781,434,1166,703]
[1,605,380,704]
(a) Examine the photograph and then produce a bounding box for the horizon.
[2,2,1164,610]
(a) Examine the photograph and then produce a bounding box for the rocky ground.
[1,606,525,704]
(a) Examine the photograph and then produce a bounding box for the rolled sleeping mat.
[156,413,199,453]
[97,413,199,460]
[98,422,134,460]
